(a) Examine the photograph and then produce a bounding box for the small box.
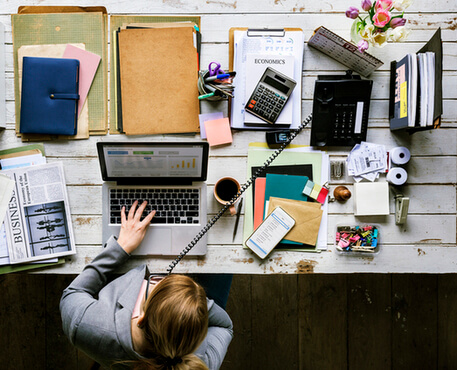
[335,224,381,255]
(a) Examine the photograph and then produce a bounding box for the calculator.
[245,67,296,126]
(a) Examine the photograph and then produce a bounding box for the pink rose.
[390,17,407,28]
[357,40,369,53]
[375,0,393,10]
[361,0,372,11]
[373,9,391,27]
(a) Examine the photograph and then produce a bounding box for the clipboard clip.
[247,28,285,37]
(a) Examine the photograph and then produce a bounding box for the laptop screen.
[97,142,209,183]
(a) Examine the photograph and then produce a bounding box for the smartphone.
[245,206,295,259]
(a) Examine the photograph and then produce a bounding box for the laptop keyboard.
[109,188,200,225]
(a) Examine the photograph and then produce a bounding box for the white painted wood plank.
[48,156,456,186]
[328,184,456,214]
[71,213,455,247]
[66,182,456,217]
[39,244,457,274]
[2,126,456,157]
[1,1,456,274]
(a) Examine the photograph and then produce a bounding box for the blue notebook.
[20,57,80,135]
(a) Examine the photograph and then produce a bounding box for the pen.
[204,73,230,83]
[232,197,243,242]
[208,83,234,98]
[198,92,215,100]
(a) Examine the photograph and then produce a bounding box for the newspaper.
[2,162,76,264]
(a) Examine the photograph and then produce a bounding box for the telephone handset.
[166,113,313,274]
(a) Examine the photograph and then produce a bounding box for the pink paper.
[204,118,233,147]
[63,45,101,116]
[198,112,223,139]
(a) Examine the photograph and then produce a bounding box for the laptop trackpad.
[133,227,172,255]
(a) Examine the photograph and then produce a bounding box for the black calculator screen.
[264,75,290,94]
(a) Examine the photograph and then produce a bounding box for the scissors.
[208,61,224,77]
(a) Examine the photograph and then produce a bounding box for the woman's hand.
[117,200,156,254]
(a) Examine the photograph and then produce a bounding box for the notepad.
[198,112,224,139]
[204,118,233,147]
[354,182,390,216]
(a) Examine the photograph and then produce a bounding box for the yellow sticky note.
[310,183,321,199]
[400,81,408,118]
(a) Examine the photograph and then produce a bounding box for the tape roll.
[386,167,408,185]
[390,147,411,165]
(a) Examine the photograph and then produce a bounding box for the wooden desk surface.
[1,1,456,274]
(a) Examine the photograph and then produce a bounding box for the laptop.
[97,142,209,256]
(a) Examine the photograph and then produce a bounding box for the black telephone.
[310,71,373,147]
[166,114,313,274]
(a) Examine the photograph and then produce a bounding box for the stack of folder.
[11,6,108,139]
[244,143,330,252]
[110,16,202,135]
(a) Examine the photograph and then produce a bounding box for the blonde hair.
[134,274,209,370]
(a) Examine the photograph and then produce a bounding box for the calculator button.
[248,103,254,109]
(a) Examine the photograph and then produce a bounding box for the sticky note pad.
[204,118,233,146]
[316,187,329,204]
[302,180,314,196]
[310,183,321,199]
[198,112,223,139]
[354,182,389,216]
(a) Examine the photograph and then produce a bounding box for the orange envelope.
[267,197,322,246]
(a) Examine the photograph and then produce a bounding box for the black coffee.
[216,179,238,202]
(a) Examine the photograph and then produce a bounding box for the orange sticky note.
[204,118,233,147]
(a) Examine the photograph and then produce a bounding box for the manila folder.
[118,27,199,135]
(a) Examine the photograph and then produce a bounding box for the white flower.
[372,31,389,47]
[388,26,410,41]
[359,23,375,42]
[392,0,413,11]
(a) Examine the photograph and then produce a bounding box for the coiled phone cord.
[166,113,312,274]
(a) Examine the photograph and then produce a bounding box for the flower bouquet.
[346,0,412,52]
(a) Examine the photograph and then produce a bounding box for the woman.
[60,200,233,369]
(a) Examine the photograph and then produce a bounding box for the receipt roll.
[386,167,408,185]
[390,147,411,165]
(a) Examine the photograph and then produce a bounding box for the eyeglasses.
[145,275,163,302]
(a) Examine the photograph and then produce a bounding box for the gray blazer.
[60,236,233,369]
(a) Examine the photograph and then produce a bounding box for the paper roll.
[390,147,411,165]
[387,167,408,185]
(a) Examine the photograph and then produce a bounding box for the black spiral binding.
[166,113,312,274]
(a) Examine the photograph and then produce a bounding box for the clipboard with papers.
[229,28,305,130]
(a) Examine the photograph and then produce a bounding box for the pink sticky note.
[63,45,101,117]
[316,187,329,204]
[198,112,224,139]
[204,118,233,147]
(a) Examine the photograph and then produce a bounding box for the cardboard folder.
[117,27,199,135]
[109,15,201,134]
[267,197,323,246]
